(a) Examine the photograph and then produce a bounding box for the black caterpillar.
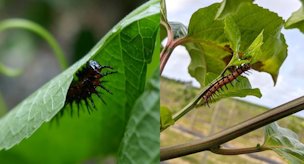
[62,60,116,116]
[201,64,251,106]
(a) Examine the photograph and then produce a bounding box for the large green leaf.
[264,122,304,164]
[229,3,287,83]
[285,0,304,33]
[185,2,286,104]
[215,0,252,19]
[118,68,160,164]
[186,3,233,87]
[0,0,160,162]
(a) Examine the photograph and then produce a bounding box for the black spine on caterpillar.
[63,60,116,116]
[201,64,251,107]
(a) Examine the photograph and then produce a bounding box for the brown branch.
[160,96,304,161]
[210,145,271,155]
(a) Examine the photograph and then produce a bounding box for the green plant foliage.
[0,1,160,163]
[160,106,174,130]
[185,1,287,101]
[160,0,167,22]
[264,122,304,164]
[215,0,252,19]
[244,30,263,63]
[227,3,287,83]
[118,68,160,164]
[224,16,241,52]
[285,0,304,33]
[160,0,167,42]
[147,28,160,81]
[186,3,257,100]
[169,22,188,39]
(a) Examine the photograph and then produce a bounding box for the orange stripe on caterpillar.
[201,64,251,107]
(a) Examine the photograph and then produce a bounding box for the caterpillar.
[201,64,251,106]
[62,60,116,117]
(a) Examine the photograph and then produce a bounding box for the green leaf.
[264,122,304,164]
[169,21,188,39]
[186,3,234,87]
[147,28,160,81]
[224,16,241,52]
[186,2,287,87]
[230,3,287,83]
[285,0,304,33]
[188,4,226,44]
[186,42,208,86]
[215,0,253,19]
[118,68,160,164]
[160,106,174,130]
[245,30,264,63]
[160,0,167,42]
[160,0,167,22]
[186,4,227,87]
[0,0,159,157]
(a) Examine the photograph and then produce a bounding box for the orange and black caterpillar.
[63,60,116,116]
[201,64,251,106]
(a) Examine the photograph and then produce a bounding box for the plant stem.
[160,96,304,161]
[160,85,209,132]
[0,19,68,70]
[160,20,173,75]
[210,146,270,155]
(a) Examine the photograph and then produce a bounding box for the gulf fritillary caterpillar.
[61,60,116,117]
[201,64,251,106]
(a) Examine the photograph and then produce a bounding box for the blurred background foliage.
[0,0,147,110]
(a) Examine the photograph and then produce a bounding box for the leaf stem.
[0,19,68,70]
[160,18,189,75]
[160,96,304,161]
[160,20,173,75]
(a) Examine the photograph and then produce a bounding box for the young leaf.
[245,30,264,63]
[264,122,304,163]
[169,21,188,39]
[0,0,160,152]
[118,68,160,164]
[224,16,241,52]
[285,0,304,33]
[160,106,174,130]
